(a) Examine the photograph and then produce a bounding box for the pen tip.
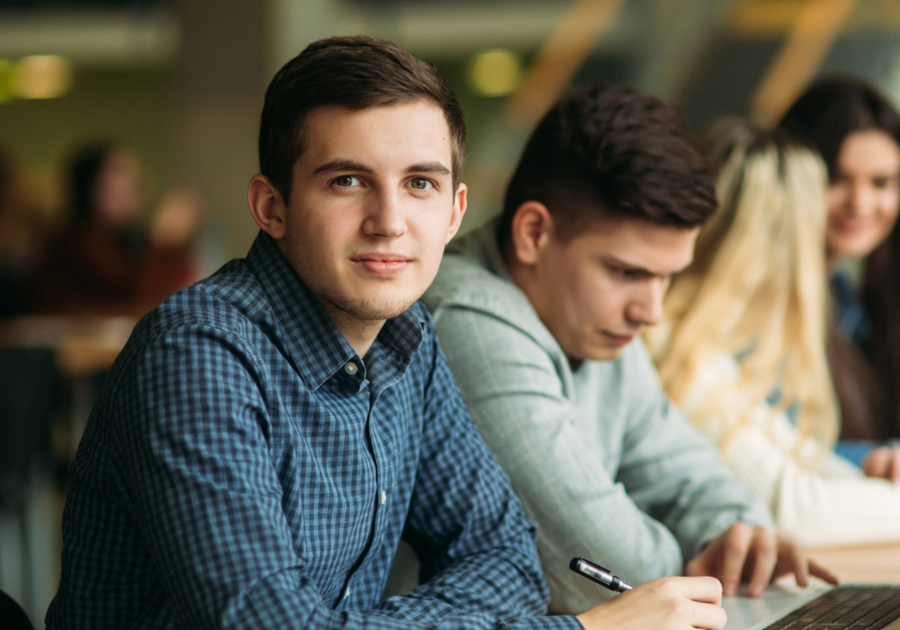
[569,558,581,571]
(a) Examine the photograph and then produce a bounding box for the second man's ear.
[247,174,287,240]
[510,201,554,265]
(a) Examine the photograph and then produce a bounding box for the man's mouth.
[601,331,636,346]
[351,253,414,277]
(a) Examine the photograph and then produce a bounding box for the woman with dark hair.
[31,143,148,314]
[779,76,900,479]
[31,143,203,316]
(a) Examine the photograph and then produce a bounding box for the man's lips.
[602,331,637,346]
[350,253,414,276]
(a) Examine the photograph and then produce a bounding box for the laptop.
[722,583,900,630]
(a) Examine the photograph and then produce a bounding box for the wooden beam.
[750,0,859,127]
[638,0,742,104]
[506,0,627,128]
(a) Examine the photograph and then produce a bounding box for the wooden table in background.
[808,543,900,584]
[0,314,136,460]
[0,314,135,377]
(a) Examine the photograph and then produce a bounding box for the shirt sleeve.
[114,323,579,630]
[371,326,582,630]
[833,440,878,467]
[430,303,772,615]
[613,341,774,562]
[681,353,900,548]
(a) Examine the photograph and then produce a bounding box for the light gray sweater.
[422,220,774,614]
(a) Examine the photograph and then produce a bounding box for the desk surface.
[808,542,900,584]
[723,543,900,629]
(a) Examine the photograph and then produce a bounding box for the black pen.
[570,557,633,593]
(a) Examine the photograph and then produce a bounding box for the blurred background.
[0,0,898,626]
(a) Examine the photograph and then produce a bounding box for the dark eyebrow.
[405,162,451,177]
[604,255,683,278]
[312,160,374,176]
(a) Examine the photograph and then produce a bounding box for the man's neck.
[318,301,385,358]
[502,239,530,295]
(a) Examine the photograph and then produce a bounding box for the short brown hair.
[259,36,466,203]
[498,83,716,245]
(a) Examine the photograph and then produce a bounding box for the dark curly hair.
[497,83,717,245]
[259,35,466,204]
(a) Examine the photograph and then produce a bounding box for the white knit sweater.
[680,352,900,547]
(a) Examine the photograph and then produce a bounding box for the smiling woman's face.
[826,129,900,261]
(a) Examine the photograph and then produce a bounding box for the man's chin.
[581,344,628,362]
[326,291,422,323]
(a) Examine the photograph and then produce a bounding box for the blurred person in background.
[0,148,46,319]
[648,119,900,548]
[31,143,204,316]
[424,84,833,615]
[779,77,900,479]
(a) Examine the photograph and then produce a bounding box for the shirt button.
[344,587,351,599]
[344,361,358,375]
[381,490,386,505]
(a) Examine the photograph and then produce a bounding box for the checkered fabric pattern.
[46,232,579,630]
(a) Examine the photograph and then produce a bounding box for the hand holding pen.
[570,557,633,593]
[570,558,727,630]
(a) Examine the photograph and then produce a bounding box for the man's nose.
[364,188,407,238]
[627,281,665,326]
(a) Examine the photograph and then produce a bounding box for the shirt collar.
[245,231,425,391]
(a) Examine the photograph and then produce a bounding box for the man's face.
[279,101,466,325]
[528,218,698,361]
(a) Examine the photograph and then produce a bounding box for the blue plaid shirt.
[47,232,579,630]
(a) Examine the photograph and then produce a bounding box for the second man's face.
[281,101,466,326]
[530,218,698,361]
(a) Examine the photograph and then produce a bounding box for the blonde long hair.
[649,119,839,465]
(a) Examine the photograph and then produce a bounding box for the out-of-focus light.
[0,59,13,103]
[468,49,523,98]
[13,55,73,100]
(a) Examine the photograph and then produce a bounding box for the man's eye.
[335,175,360,187]
[611,266,645,280]
[409,178,433,190]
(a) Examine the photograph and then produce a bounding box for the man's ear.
[445,183,468,244]
[510,201,554,265]
[247,174,287,240]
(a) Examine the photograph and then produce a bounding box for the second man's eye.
[410,178,433,190]
[335,175,360,187]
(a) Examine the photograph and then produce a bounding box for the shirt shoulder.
[112,259,276,385]
[426,251,526,310]
[424,244,551,347]
[153,259,270,332]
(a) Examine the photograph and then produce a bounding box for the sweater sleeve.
[680,353,900,548]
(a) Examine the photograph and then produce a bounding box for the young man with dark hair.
[424,83,838,614]
[46,39,730,630]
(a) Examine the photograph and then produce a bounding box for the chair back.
[0,589,35,630]
[0,347,57,507]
